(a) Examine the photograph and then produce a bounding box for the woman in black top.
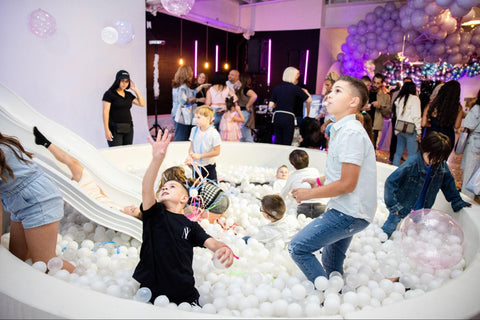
[268,67,312,145]
[102,70,145,147]
[194,72,210,105]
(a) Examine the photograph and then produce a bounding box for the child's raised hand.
[185,156,193,166]
[212,246,234,268]
[147,129,172,160]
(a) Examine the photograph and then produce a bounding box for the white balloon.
[101,27,119,45]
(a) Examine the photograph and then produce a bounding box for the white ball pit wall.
[1,142,480,319]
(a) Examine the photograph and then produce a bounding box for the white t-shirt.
[325,114,377,222]
[280,167,324,204]
[272,179,287,194]
[252,215,300,244]
[189,125,221,166]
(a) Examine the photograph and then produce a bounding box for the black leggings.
[273,113,295,145]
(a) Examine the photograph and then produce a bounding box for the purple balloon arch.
[339,0,480,78]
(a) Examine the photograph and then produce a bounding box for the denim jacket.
[384,152,469,217]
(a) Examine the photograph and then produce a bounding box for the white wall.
[0,0,147,148]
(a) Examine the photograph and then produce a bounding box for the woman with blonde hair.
[171,65,199,141]
[268,67,312,145]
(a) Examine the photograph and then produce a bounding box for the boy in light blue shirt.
[289,75,377,282]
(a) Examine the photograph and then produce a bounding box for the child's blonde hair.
[195,105,214,122]
[261,195,286,221]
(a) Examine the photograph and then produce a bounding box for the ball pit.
[1,142,480,319]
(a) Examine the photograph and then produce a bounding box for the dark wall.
[146,13,319,115]
[146,13,245,115]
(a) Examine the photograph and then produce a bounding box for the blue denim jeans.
[393,132,418,166]
[240,110,254,142]
[288,208,369,283]
[381,212,405,238]
[214,112,223,131]
[174,122,192,142]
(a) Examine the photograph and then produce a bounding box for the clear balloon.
[114,20,135,44]
[160,0,195,16]
[400,209,465,269]
[101,27,118,45]
[28,8,56,38]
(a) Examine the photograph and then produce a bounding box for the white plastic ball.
[291,284,306,300]
[134,287,152,303]
[314,276,329,291]
[47,257,63,272]
[32,261,47,273]
[154,295,169,307]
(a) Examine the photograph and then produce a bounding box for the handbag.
[174,104,195,125]
[394,119,415,134]
[454,129,469,155]
[465,161,480,195]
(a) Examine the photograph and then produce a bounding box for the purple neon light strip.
[304,49,310,85]
[215,45,219,72]
[267,39,272,86]
[194,40,198,78]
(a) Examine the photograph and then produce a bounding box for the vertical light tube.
[303,49,310,85]
[194,40,198,78]
[267,39,272,86]
[215,45,219,72]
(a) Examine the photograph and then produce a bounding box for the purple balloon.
[353,51,363,60]
[431,42,446,55]
[401,16,412,29]
[347,25,358,35]
[341,43,349,53]
[377,39,388,51]
[445,32,461,46]
[384,19,396,31]
[411,10,429,29]
[456,0,480,10]
[376,19,384,27]
[385,2,396,12]
[391,10,400,20]
[436,0,454,9]
[393,42,404,53]
[365,12,376,24]
[366,39,377,49]
[448,53,462,64]
[374,5,385,17]
[357,24,367,35]
[471,34,480,45]
[412,0,429,9]
[382,10,391,20]
[449,3,471,17]
[367,23,377,32]
[366,32,376,40]
[425,2,444,15]
[337,52,345,62]
[357,43,366,53]
[460,31,472,43]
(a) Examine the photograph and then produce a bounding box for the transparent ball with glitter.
[160,0,195,16]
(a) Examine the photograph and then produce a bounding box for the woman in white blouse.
[392,82,422,166]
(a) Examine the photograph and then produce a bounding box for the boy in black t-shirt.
[132,129,235,305]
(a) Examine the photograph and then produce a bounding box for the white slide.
[0,83,143,241]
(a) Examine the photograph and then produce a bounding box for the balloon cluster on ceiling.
[146,0,195,16]
[338,0,480,78]
[382,53,480,85]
